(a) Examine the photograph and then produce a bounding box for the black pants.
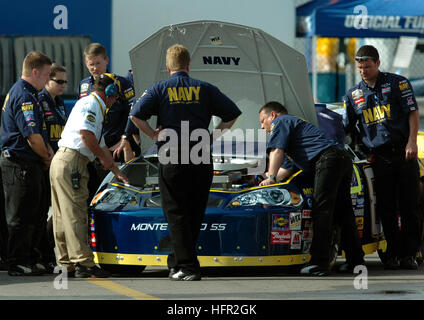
[0,170,7,263]
[310,147,364,268]
[0,156,48,266]
[159,162,213,273]
[372,154,421,258]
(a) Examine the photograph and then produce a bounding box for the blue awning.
[297,0,424,38]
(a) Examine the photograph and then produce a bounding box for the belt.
[1,150,42,166]
[58,147,90,162]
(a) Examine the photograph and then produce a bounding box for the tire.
[99,264,146,275]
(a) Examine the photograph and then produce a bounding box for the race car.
[89,135,387,273]
[87,20,421,273]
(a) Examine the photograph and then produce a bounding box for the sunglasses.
[51,79,67,85]
[355,56,377,62]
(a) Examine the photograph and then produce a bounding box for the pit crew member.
[50,73,129,278]
[344,45,421,270]
[259,101,364,275]
[129,44,241,281]
[0,51,54,276]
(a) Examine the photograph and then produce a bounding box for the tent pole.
[312,35,317,102]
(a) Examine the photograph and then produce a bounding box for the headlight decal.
[228,187,303,208]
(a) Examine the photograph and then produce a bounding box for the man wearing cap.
[50,73,129,278]
[344,45,421,270]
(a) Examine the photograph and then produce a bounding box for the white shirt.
[58,92,106,161]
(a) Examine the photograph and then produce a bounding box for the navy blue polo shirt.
[1,79,49,161]
[130,71,242,139]
[343,71,418,149]
[267,114,337,172]
[78,74,138,147]
[38,88,68,153]
[315,104,345,146]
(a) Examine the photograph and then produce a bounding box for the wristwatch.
[268,174,276,182]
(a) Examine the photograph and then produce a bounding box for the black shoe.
[74,265,110,278]
[169,268,178,278]
[336,260,366,274]
[300,264,329,276]
[38,262,56,274]
[170,269,201,281]
[400,256,418,270]
[8,264,45,276]
[384,257,400,270]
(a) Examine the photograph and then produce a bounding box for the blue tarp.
[297,0,424,38]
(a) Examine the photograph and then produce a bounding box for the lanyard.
[90,93,109,119]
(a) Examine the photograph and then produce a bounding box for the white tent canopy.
[129,20,316,153]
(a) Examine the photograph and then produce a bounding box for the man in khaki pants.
[50,73,129,278]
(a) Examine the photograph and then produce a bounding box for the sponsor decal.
[271,214,290,231]
[354,97,365,104]
[289,212,302,230]
[354,208,364,217]
[356,196,365,208]
[290,231,302,250]
[271,230,291,245]
[399,80,409,91]
[352,89,363,100]
[124,88,135,100]
[21,102,34,112]
[210,36,223,46]
[302,209,311,219]
[302,241,312,253]
[382,86,391,94]
[356,217,364,230]
[86,115,96,123]
[302,229,313,241]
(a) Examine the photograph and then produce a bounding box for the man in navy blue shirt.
[37,63,69,273]
[259,101,364,275]
[129,44,241,281]
[79,43,139,200]
[344,45,421,270]
[0,51,54,276]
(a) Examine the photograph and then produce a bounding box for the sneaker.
[8,264,45,276]
[169,269,201,281]
[74,265,110,278]
[400,256,418,270]
[384,257,400,270]
[300,264,329,276]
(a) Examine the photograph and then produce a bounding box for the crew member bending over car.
[50,73,129,278]
[259,101,364,276]
[344,45,421,270]
[129,44,241,281]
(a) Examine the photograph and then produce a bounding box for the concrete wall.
[111,0,295,75]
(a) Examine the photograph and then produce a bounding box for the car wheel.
[99,264,146,275]
[329,226,341,270]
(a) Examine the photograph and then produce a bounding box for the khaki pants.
[50,147,95,270]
